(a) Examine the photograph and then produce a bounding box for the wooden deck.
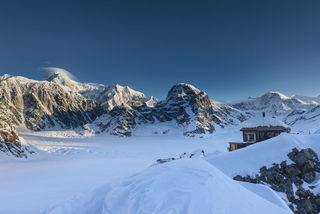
[228,142,255,152]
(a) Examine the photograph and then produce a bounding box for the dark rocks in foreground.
[156,150,206,164]
[0,114,34,158]
[234,148,320,214]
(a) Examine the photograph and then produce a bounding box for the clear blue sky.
[1,0,320,101]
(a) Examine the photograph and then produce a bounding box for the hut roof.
[240,126,289,132]
[241,116,288,129]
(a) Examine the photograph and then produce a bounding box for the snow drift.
[47,159,292,214]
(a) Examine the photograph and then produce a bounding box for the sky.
[0,0,320,101]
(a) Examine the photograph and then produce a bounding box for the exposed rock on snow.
[156,149,206,163]
[233,148,320,214]
[155,83,216,136]
[0,109,33,158]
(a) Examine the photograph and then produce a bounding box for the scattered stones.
[156,150,206,164]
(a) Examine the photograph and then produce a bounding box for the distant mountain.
[230,91,320,133]
[0,73,103,131]
[291,94,320,105]
[0,73,319,157]
[86,83,245,137]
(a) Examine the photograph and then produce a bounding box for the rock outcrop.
[234,148,320,214]
[154,84,215,136]
[0,108,33,158]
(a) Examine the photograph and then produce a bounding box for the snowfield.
[0,127,239,214]
[1,127,320,214]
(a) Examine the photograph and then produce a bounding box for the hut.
[228,114,290,152]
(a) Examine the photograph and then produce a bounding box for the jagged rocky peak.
[164,83,212,111]
[0,73,13,81]
[0,73,103,131]
[157,83,215,136]
[231,90,306,112]
[46,71,72,85]
[262,91,289,100]
[110,84,147,101]
[44,67,76,82]
[145,96,158,107]
[88,83,218,137]
[166,83,201,102]
[97,84,152,110]
[45,70,84,92]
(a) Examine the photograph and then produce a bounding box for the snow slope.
[47,159,292,214]
[0,127,241,214]
[2,127,320,213]
[206,133,320,177]
[44,132,320,214]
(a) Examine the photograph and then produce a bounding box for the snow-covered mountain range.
[1,72,320,157]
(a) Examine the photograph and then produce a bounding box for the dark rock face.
[22,82,104,131]
[0,75,104,131]
[0,110,33,158]
[0,74,105,157]
[156,149,206,164]
[233,148,320,214]
[155,84,215,136]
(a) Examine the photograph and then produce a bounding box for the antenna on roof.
[262,112,265,126]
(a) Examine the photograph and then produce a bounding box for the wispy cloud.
[41,67,78,81]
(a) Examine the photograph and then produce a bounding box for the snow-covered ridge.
[44,133,320,214]
[47,159,292,214]
[291,94,320,105]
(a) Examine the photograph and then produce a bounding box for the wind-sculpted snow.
[47,159,292,214]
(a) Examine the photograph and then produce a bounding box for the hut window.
[246,133,256,141]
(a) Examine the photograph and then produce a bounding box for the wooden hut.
[228,114,290,152]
